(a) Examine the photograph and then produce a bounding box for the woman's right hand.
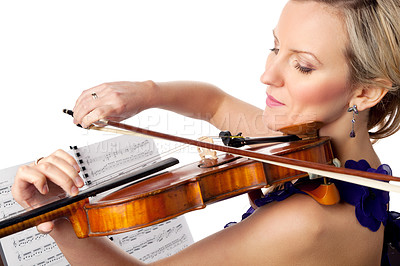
[71,80,266,137]
[11,149,84,233]
[72,81,158,128]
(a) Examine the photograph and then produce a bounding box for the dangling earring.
[347,105,358,138]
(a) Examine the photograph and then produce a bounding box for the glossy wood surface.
[82,137,334,236]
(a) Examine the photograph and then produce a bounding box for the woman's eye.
[295,63,314,74]
[269,48,279,55]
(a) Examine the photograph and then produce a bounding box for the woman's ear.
[350,79,390,111]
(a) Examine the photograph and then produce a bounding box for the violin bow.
[80,118,400,194]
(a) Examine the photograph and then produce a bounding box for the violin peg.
[279,122,323,139]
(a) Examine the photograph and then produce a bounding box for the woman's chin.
[262,117,288,133]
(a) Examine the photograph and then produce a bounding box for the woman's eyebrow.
[273,29,322,65]
[290,49,323,65]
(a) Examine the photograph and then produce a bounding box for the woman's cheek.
[291,79,348,106]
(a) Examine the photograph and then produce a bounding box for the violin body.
[0,137,334,238]
[79,137,333,237]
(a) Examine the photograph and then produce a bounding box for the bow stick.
[61,110,400,193]
[82,119,400,194]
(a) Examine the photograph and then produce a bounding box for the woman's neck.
[319,114,381,168]
[331,131,381,168]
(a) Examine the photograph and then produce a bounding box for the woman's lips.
[266,94,285,108]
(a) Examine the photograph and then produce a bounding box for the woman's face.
[261,1,352,132]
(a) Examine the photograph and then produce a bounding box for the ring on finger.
[91,92,98,100]
[34,157,44,166]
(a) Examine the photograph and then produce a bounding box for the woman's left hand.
[11,149,84,233]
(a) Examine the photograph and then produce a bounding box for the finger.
[73,97,104,127]
[73,84,107,125]
[52,149,81,173]
[36,221,54,234]
[74,83,106,110]
[35,161,80,196]
[44,150,84,188]
[12,165,50,200]
[80,105,114,128]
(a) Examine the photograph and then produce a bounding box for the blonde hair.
[294,0,400,140]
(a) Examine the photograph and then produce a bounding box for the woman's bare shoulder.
[160,194,331,265]
[157,193,382,265]
[243,193,383,265]
[247,194,330,248]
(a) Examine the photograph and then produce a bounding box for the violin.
[1,119,399,239]
[77,136,335,237]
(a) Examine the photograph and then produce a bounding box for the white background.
[0,0,399,241]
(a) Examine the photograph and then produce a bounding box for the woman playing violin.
[12,0,400,265]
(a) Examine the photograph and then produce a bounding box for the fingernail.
[70,186,79,196]
[38,222,53,234]
[72,164,81,173]
[42,184,49,194]
[75,177,84,187]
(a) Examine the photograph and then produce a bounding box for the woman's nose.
[260,55,284,87]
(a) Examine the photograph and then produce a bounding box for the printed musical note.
[69,136,161,191]
[0,186,11,195]
[110,217,194,263]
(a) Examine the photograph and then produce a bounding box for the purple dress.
[225,160,400,265]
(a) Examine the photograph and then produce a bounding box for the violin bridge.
[197,136,218,160]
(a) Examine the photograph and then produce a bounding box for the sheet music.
[71,135,160,187]
[109,217,193,263]
[0,135,193,265]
